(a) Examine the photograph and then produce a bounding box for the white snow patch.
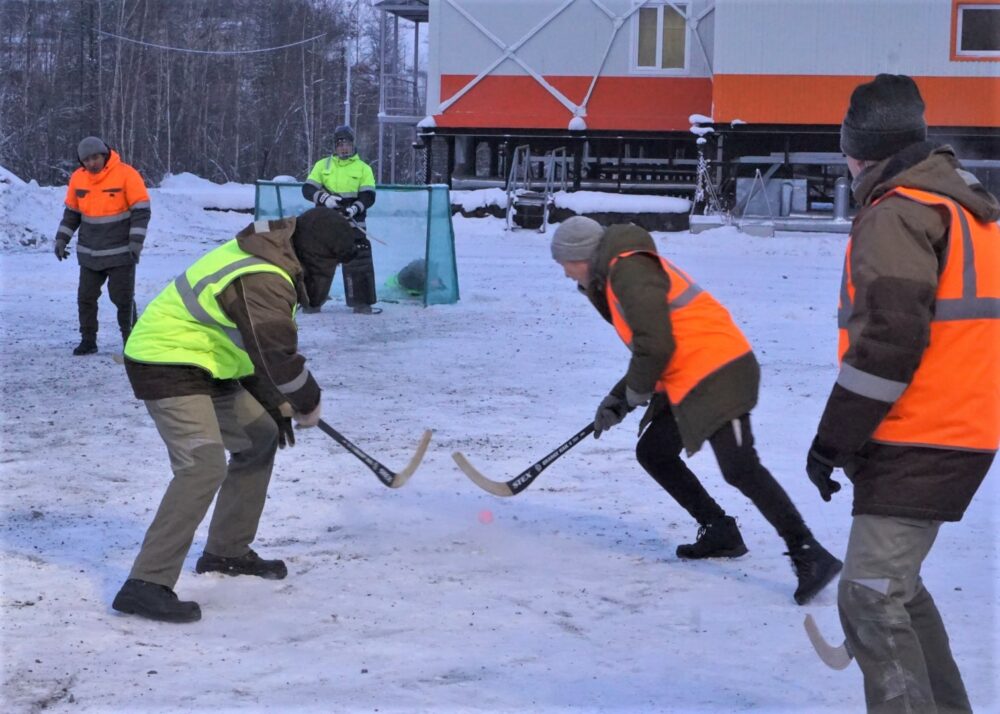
[554,190,690,214]
[452,188,508,212]
[0,174,996,714]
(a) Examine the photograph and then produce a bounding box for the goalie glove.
[314,190,339,210]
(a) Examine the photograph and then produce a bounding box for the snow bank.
[554,190,690,214]
[157,173,254,211]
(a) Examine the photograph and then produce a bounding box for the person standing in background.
[301,125,379,314]
[54,136,150,354]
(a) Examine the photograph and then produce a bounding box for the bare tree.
[0,0,380,186]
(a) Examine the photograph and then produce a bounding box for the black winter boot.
[196,548,287,580]
[788,537,843,605]
[112,578,201,623]
[73,338,98,356]
[676,516,749,559]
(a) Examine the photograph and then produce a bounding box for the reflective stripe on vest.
[607,250,752,405]
[124,240,294,380]
[837,187,1000,451]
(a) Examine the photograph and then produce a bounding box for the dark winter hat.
[551,216,604,263]
[292,207,359,306]
[333,125,356,144]
[77,136,109,162]
[840,74,927,161]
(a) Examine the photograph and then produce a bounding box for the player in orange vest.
[54,136,151,355]
[807,74,999,712]
[551,216,841,605]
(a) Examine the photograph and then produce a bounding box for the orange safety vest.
[838,187,1000,452]
[607,250,752,405]
[65,149,149,220]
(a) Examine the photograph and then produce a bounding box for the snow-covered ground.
[1,175,997,713]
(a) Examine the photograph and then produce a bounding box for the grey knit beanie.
[551,216,604,263]
[840,74,927,161]
[77,136,109,162]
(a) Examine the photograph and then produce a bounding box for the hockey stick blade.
[318,420,432,489]
[803,614,853,670]
[452,423,595,497]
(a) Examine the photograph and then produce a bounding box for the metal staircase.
[505,145,569,233]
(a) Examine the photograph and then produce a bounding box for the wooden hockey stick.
[803,614,853,670]
[318,420,432,488]
[452,423,595,497]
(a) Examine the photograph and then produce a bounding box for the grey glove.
[343,203,360,220]
[54,237,69,261]
[593,393,628,438]
[626,386,653,408]
[314,190,339,210]
[129,241,143,264]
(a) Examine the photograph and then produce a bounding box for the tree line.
[0,0,397,187]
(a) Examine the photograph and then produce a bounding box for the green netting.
[254,181,459,306]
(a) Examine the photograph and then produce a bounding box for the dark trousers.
[342,237,376,307]
[636,410,810,545]
[307,236,376,309]
[78,263,136,341]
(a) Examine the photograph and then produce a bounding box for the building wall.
[426,0,715,131]
[712,0,998,126]
[425,0,998,131]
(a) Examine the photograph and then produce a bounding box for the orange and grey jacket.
[586,224,760,454]
[837,188,999,452]
[57,149,151,270]
[608,250,753,408]
[816,143,999,520]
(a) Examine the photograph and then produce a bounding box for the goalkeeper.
[302,125,378,314]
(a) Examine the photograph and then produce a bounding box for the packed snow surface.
[1,175,997,713]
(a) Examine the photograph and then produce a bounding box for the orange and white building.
[378,0,999,200]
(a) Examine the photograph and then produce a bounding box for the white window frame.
[629,1,691,75]
[956,4,1000,58]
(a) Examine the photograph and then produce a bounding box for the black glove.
[806,437,841,502]
[342,203,361,220]
[55,237,69,261]
[268,407,295,449]
[314,190,339,210]
[594,393,628,438]
[129,241,143,264]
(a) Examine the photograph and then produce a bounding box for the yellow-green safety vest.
[125,239,294,379]
[305,154,375,197]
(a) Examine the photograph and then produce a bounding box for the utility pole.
[344,0,361,126]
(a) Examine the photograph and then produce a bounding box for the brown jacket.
[125,218,320,415]
[586,224,759,454]
[816,143,999,520]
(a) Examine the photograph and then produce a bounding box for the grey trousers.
[129,389,279,588]
[839,515,971,714]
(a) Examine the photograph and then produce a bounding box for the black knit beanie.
[840,74,927,161]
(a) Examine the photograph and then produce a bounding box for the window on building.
[634,2,688,72]
[956,4,1000,56]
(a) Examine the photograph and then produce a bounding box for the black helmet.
[333,125,355,145]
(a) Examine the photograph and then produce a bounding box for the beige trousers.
[128,389,278,588]
[839,515,971,714]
